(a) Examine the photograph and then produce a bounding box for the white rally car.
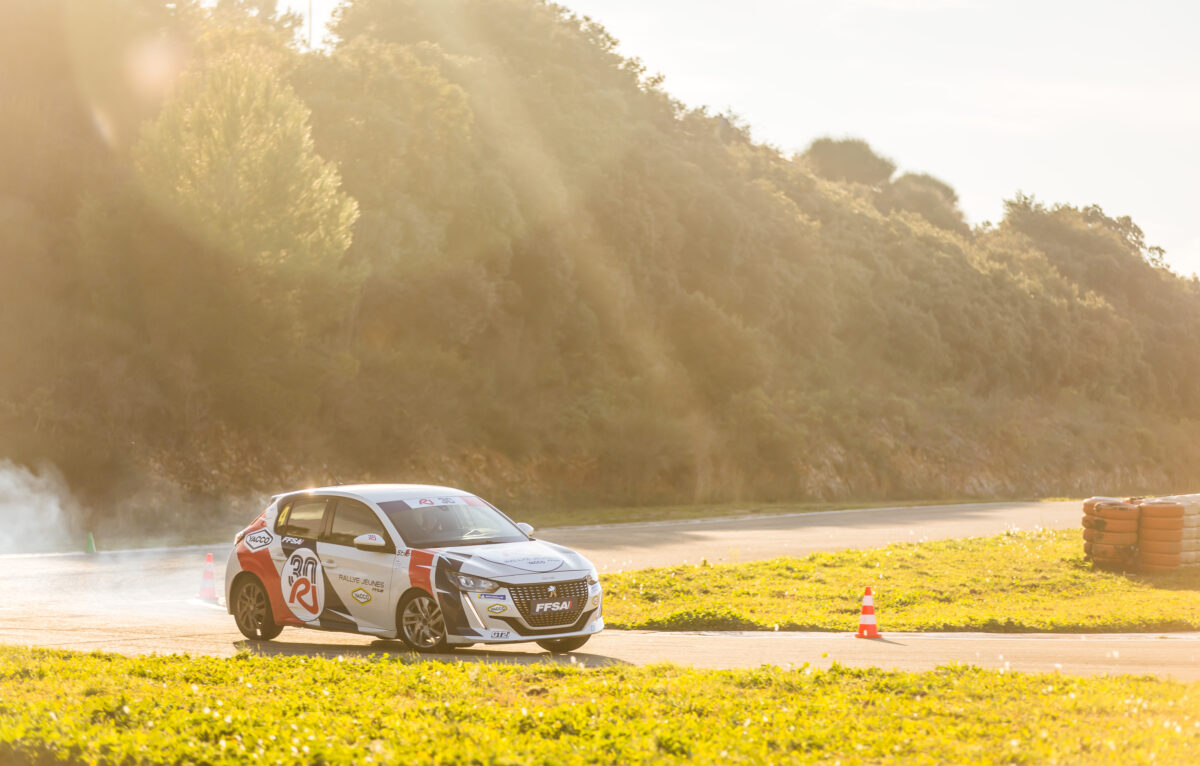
[225,484,603,653]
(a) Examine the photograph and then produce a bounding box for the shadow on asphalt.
[235,639,629,667]
[858,636,907,646]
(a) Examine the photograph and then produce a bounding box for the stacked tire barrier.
[1082,495,1200,573]
[1137,500,1185,572]
[1153,496,1200,568]
[1082,497,1138,570]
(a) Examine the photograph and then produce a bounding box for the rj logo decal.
[283,548,324,621]
[290,579,318,613]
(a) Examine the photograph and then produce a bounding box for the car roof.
[277,483,473,504]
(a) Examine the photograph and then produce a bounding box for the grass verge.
[601,529,1200,632]
[2,646,1198,764]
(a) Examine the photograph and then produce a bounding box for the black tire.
[397,591,449,652]
[232,576,283,641]
[536,635,591,654]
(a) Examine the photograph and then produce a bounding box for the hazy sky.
[289,0,1200,275]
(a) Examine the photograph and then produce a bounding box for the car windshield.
[378,496,527,548]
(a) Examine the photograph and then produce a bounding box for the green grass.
[2,646,1198,764]
[601,529,1200,632]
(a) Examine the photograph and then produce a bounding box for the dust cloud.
[0,460,79,555]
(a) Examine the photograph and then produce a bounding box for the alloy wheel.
[235,581,268,637]
[401,594,446,650]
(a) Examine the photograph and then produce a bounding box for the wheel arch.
[395,585,435,614]
[228,570,264,614]
[393,586,444,646]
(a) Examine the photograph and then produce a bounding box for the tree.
[78,50,365,430]
[800,137,895,186]
[133,51,361,330]
[880,172,969,235]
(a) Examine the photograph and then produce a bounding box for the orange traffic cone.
[198,552,217,602]
[855,586,881,638]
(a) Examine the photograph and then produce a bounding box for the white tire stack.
[1154,495,1200,567]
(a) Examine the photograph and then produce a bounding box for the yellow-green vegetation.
[602,529,1200,632]
[2,647,1199,764]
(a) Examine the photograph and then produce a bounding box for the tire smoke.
[0,460,78,555]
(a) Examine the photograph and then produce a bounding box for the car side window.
[325,499,394,551]
[275,497,329,539]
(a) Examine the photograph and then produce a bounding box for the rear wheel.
[537,635,590,654]
[398,591,449,652]
[233,576,283,641]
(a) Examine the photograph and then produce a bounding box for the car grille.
[507,580,589,627]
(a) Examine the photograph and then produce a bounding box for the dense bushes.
[2,0,1199,526]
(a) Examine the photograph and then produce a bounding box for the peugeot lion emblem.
[548,585,557,596]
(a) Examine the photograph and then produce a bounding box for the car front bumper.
[447,578,604,645]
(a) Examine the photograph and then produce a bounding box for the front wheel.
[232,576,283,641]
[398,591,449,652]
[537,635,590,654]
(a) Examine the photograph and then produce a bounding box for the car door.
[272,495,332,625]
[316,498,397,634]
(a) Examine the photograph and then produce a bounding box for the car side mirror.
[353,533,388,551]
[516,522,534,537]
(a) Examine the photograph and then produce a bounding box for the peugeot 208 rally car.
[225,485,603,653]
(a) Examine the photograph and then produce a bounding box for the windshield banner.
[408,496,464,507]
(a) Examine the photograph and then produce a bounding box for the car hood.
[437,539,593,579]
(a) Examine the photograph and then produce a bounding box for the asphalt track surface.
[4,499,1199,679]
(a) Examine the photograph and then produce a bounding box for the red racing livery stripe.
[235,515,302,626]
[409,549,435,595]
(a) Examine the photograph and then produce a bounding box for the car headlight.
[585,570,599,586]
[451,572,500,592]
